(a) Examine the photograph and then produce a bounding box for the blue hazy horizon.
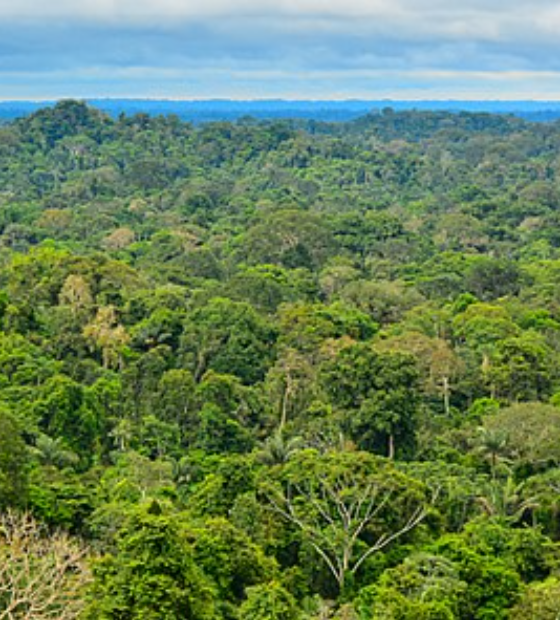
[3,99,560,124]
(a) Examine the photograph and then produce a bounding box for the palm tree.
[258,431,304,465]
[31,434,79,469]
[475,426,512,479]
[477,476,538,524]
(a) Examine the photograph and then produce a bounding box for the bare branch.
[0,511,91,620]
[263,463,436,592]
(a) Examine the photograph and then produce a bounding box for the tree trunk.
[279,383,291,433]
[442,376,450,416]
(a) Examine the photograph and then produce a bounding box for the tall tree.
[320,343,420,458]
[262,450,432,592]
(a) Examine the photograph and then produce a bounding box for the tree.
[475,477,536,524]
[137,414,181,459]
[522,468,560,538]
[0,333,58,420]
[31,433,79,469]
[180,298,276,384]
[452,303,519,352]
[190,517,276,617]
[229,264,314,313]
[243,209,334,271]
[265,348,316,432]
[258,431,305,465]
[102,227,136,251]
[320,343,420,458]
[83,306,130,370]
[0,407,28,508]
[58,274,93,317]
[464,258,523,301]
[430,527,524,619]
[262,450,432,592]
[473,426,511,479]
[485,333,553,402]
[378,332,462,416]
[33,374,95,456]
[0,511,90,619]
[509,578,560,620]
[340,279,424,326]
[481,402,560,469]
[195,402,254,454]
[96,452,175,505]
[355,553,467,620]
[278,302,377,355]
[85,509,216,620]
[155,369,197,429]
[239,582,299,620]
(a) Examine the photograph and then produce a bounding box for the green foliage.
[464,258,523,301]
[429,529,523,618]
[261,449,429,593]
[2,103,560,619]
[355,554,467,619]
[191,517,277,617]
[180,297,276,384]
[320,343,419,457]
[239,581,299,620]
[480,402,560,469]
[0,407,28,507]
[86,509,217,620]
[508,578,560,620]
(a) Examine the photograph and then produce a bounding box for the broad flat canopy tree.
[261,449,433,592]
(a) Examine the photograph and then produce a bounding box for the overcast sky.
[3,0,560,99]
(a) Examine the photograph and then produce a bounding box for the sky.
[3,0,560,100]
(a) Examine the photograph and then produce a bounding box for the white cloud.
[0,0,531,21]
[0,0,555,48]
[1,0,560,98]
[0,0,406,19]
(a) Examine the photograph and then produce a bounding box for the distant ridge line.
[2,99,560,123]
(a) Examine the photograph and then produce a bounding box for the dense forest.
[3,100,560,618]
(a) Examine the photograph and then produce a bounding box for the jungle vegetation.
[2,100,560,618]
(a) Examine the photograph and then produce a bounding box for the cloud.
[0,0,560,98]
[0,0,408,22]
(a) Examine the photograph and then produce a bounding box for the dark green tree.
[85,509,216,620]
[320,343,420,458]
[0,407,28,508]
